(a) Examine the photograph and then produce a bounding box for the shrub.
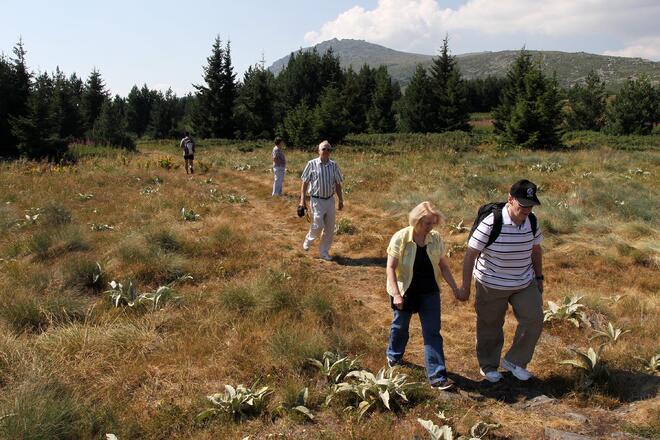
[196,384,272,422]
[42,204,72,226]
[326,367,423,420]
[106,280,179,311]
[270,326,327,368]
[307,351,361,384]
[149,229,182,252]
[0,295,86,334]
[560,346,609,389]
[64,259,105,292]
[282,102,317,149]
[606,75,659,135]
[543,295,589,328]
[0,381,91,440]
[335,218,357,235]
[28,231,53,259]
[219,285,257,313]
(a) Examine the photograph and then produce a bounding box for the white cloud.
[603,37,660,61]
[305,0,660,54]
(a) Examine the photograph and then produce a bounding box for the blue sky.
[2,0,658,96]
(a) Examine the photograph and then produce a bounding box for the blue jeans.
[386,292,447,384]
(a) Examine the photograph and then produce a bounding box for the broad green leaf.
[293,405,314,420]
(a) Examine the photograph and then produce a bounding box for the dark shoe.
[387,358,403,368]
[431,377,454,391]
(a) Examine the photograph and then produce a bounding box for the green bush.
[0,296,86,334]
[42,204,72,226]
[0,380,91,440]
[64,258,105,292]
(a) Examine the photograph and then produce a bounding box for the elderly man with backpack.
[458,179,545,383]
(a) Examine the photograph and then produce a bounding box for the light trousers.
[272,167,285,196]
[304,196,336,256]
[475,280,543,372]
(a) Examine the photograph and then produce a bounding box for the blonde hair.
[408,201,443,228]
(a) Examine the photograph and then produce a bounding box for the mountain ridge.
[268,38,660,90]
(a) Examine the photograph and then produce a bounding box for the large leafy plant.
[543,295,589,327]
[326,367,422,420]
[196,384,272,421]
[307,351,361,384]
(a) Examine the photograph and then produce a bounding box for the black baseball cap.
[510,179,541,207]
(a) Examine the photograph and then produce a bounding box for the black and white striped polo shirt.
[468,204,543,290]
[301,158,343,198]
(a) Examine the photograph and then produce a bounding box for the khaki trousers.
[475,280,543,372]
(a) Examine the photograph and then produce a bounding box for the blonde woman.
[386,201,461,389]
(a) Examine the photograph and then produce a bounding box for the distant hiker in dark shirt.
[180,132,195,174]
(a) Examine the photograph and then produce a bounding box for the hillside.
[269,38,660,89]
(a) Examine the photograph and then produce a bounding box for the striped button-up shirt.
[468,204,543,290]
[301,158,343,198]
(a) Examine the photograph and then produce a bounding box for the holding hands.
[453,285,470,302]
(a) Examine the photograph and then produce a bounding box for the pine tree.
[605,75,659,135]
[493,50,563,149]
[52,68,84,139]
[149,88,183,139]
[314,85,349,144]
[11,72,67,159]
[366,66,396,133]
[282,101,316,149]
[276,48,343,111]
[218,41,237,138]
[126,84,157,137]
[235,63,277,139]
[398,65,435,133]
[92,97,135,149]
[82,69,109,132]
[429,36,470,132]
[193,36,236,138]
[341,67,364,133]
[0,40,31,157]
[566,71,606,131]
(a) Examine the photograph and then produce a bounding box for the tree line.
[1,36,658,159]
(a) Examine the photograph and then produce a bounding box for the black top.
[391,244,439,312]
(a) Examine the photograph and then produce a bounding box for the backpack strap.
[529,212,537,238]
[485,207,503,248]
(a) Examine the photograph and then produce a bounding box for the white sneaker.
[320,253,333,261]
[302,240,310,251]
[479,369,503,383]
[501,359,532,381]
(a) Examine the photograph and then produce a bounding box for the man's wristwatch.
[536,275,544,281]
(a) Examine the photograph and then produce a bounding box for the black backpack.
[468,202,537,248]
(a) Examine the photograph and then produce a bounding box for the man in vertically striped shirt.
[459,179,545,383]
[299,140,344,261]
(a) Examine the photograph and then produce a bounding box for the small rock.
[565,412,588,424]
[515,394,556,409]
[610,432,649,440]
[545,427,594,440]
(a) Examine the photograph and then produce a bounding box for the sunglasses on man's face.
[321,148,331,152]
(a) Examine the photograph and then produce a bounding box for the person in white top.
[458,179,545,384]
[299,140,344,261]
[272,137,286,196]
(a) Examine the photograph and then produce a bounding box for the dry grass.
[0,133,657,439]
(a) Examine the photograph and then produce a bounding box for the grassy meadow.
[0,129,658,439]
